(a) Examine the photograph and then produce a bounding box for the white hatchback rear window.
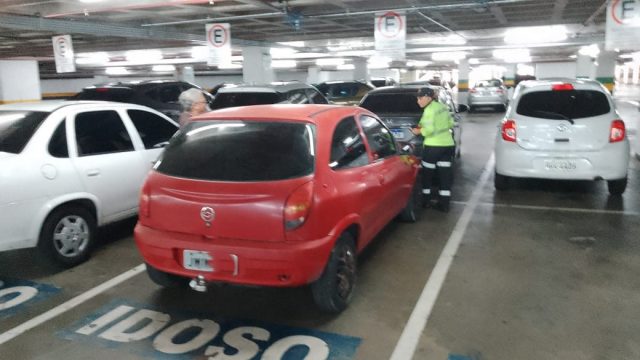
[516,90,610,119]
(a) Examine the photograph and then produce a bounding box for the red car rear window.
[157,120,315,181]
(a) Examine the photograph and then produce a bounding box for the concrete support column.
[175,66,195,84]
[576,54,594,79]
[503,63,516,88]
[400,69,419,83]
[632,63,639,85]
[0,60,41,104]
[306,66,320,85]
[595,50,616,93]
[242,46,274,84]
[353,58,369,82]
[457,58,469,106]
[622,66,630,84]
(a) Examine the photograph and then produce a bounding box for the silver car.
[468,79,509,112]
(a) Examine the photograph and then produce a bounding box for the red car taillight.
[284,181,314,231]
[609,119,626,143]
[501,119,517,142]
[139,183,150,218]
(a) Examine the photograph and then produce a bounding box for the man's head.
[179,88,209,116]
[416,87,435,108]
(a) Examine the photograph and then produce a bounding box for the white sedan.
[0,101,178,266]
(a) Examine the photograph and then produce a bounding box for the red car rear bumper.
[134,223,336,287]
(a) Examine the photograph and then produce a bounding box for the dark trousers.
[420,145,455,204]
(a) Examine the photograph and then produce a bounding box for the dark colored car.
[209,82,328,109]
[73,80,213,121]
[370,77,398,87]
[134,104,421,313]
[314,80,375,105]
[359,85,465,158]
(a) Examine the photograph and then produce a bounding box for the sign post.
[374,11,406,61]
[605,0,640,50]
[206,23,232,67]
[52,35,76,73]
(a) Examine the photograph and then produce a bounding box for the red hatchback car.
[134,104,421,312]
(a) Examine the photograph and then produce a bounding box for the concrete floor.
[1,86,639,359]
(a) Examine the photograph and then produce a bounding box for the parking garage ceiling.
[0,0,610,77]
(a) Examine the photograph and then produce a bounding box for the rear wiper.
[532,110,574,124]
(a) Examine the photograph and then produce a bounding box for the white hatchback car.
[0,101,178,266]
[494,78,630,195]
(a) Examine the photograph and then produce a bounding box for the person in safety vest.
[411,87,455,212]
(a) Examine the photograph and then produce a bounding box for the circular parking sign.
[377,11,404,38]
[207,25,229,48]
[54,37,70,56]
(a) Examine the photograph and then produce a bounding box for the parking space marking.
[0,264,145,345]
[451,201,640,217]
[389,155,495,360]
[0,279,61,319]
[58,299,361,359]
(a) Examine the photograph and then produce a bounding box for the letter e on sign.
[208,24,228,48]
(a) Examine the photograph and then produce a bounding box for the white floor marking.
[389,154,495,360]
[450,201,640,217]
[0,263,145,345]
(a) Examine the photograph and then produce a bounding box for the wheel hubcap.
[52,215,89,257]
[336,246,356,299]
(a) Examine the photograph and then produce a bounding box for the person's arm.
[420,106,435,137]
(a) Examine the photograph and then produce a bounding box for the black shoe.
[436,201,450,213]
[422,195,432,208]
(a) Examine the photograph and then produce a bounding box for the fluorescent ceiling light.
[152,64,176,72]
[75,52,109,65]
[218,63,242,69]
[493,48,531,63]
[126,50,162,63]
[79,0,105,3]
[271,60,296,68]
[412,34,466,45]
[316,58,345,66]
[270,47,297,58]
[504,25,567,44]
[337,64,355,70]
[406,60,431,67]
[431,51,467,61]
[578,44,600,58]
[335,50,375,57]
[105,67,129,75]
[277,41,305,47]
[468,58,480,64]
[191,46,208,60]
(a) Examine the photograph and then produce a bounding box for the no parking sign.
[374,11,406,61]
[205,23,232,67]
[52,34,76,73]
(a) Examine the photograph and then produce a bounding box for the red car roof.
[191,104,371,125]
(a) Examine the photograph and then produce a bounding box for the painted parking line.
[0,264,145,345]
[0,278,61,320]
[389,155,495,360]
[451,201,640,217]
[58,299,361,359]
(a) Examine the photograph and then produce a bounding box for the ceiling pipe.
[142,0,530,27]
[45,0,221,19]
[414,11,467,40]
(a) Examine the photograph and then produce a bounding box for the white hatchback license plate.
[544,159,577,171]
[183,250,214,272]
[390,129,405,139]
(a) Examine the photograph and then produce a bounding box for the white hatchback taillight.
[501,119,517,142]
[284,181,314,231]
[609,119,626,143]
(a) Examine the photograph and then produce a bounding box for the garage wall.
[535,62,577,79]
[0,60,41,103]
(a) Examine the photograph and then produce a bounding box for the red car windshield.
[157,120,316,181]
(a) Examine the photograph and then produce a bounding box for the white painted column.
[457,58,469,107]
[353,58,369,82]
[0,60,41,104]
[400,69,419,83]
[576,54,593,79]
[622,66,630,84]
[175,66,195,84]
[242,46,274,84]
[595,50,616,93]
[306,66,320,85]
[633,63,640,85]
